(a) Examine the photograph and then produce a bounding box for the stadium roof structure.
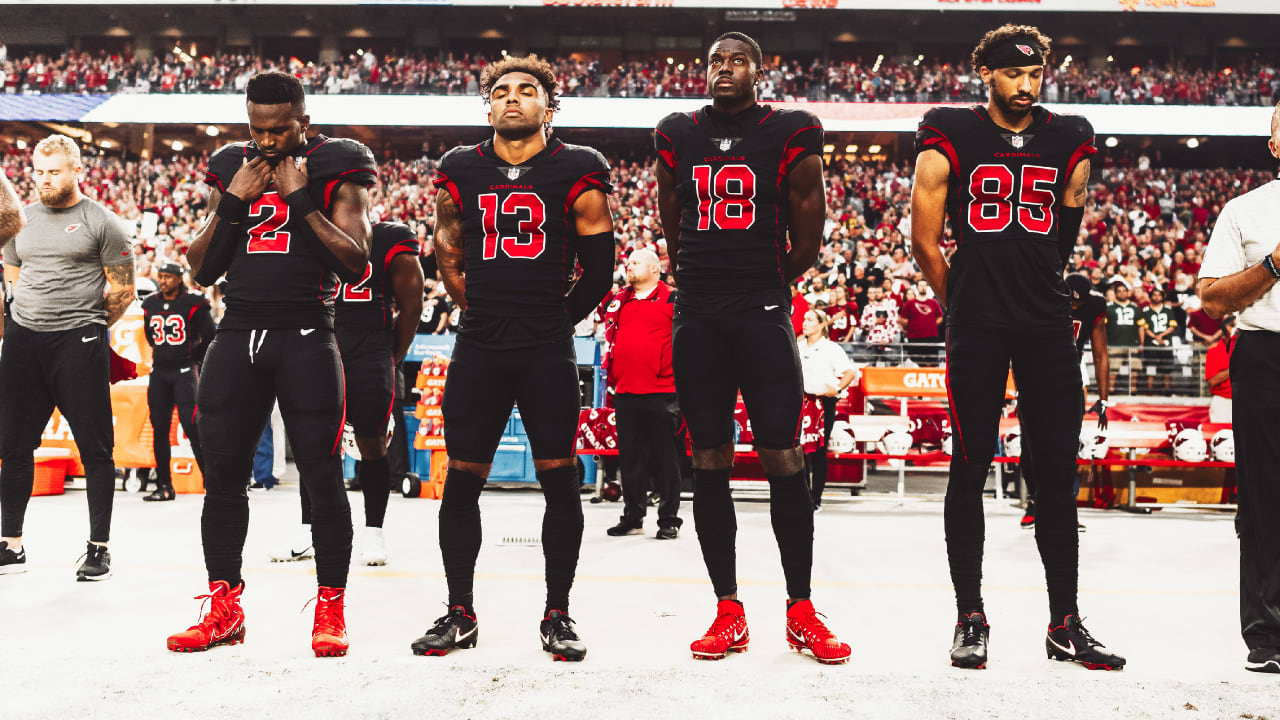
[0,94,1269,137]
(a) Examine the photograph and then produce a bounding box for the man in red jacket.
[602,249,683,539]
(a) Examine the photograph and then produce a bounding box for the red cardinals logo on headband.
[1016,45,1034,57]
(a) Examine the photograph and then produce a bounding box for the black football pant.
[0,322,115,543]
[147,364,204,487]
[945,324,1081,621]
[1230,331,1280,653]
[806,395,837,507]
[614,392,683,529]
[197,328,352,589]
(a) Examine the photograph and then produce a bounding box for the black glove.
[1087,400,1109,431]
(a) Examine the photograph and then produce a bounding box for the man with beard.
[408,54,614,662]
[911,24,1126,671]
[165,72,377,657]
[0,134,136,581]
[654,32,850,665]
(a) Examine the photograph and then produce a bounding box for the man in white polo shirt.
[1198,101,1280,674]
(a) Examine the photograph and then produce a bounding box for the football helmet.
[1172,427,1208,463]
[1210,429,1235,463]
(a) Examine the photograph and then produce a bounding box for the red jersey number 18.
[692,164,757,231]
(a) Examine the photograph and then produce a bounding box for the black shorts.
[671,305,803,450]
[337,328,395,438]
[442,336,580,463]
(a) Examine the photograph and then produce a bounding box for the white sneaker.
[268,525,314,562]
[361,527,387,567]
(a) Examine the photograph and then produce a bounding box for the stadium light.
[845,145,858,153]
[678,64,685,71]
[913,55,923,67]
[868,144,882,154]
[205,125,220,137]
[100,140,114,149]
[1105,136,1119,148]
[171,140,184,152]
[1106,55,1114,63]
[1061,54,1073,71]
[822,144,835,153]
[1186,138,1200,149]
[666,57,674,65]
[15,139,27,150]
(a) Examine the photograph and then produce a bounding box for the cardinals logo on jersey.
[64,223,81,233]
[710,137,741,152]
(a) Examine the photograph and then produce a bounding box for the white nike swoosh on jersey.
[300,329,316,336]
[764,305,780,311]
[1048,636,1077,656]
[82,336,97,343]
[179,367,192,373]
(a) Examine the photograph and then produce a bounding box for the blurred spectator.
[1205,314,1235,423]
[1138,287,1177,393]
[824,285,856,343]
[898,286,944,366]
[790,284,810,336]
[1105,279,1140,394]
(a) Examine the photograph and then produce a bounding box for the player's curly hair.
[970,24,1052,73]
[479,54,560,112]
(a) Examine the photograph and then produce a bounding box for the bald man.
[602,249,683,538]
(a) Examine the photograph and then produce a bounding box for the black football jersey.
[655,104,823,312]
[433,137,612,349]
[1072,290,1107,358]
[142,291,215,369]
[203,134,378,330]
[915,106,1096,331]
[335,222,421,335]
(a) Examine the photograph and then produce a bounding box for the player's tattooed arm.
[0,171,25,244]
[784,154,826,282]
[1064,159,1091,208]
[390,252,425,363]
[103,262,136,328]
[654,160,681,267]
[910,149,952,303]
[434,188,468,311]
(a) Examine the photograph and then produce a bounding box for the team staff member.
[603,249,683,540]
[912,25,1125,671]
[167,72,377,657]
[141,263,215,502]
[1198,103,1280,672]
[797,310,858,509]
[0,134,136,581]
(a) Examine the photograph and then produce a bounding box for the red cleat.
[311,587,349,658]
[785,599,851,665]
[167,580,246,653]
[690,599,749,660]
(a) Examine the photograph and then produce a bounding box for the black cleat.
[76,543,111,582]
[540,610,587,662]
[950,612,989,669]
[606,520,643,537]
[1046,615,1126,670]
[1246,648,1280,674]
[0,541,27,575]
[411,605,478,656]
[656,526,679,540]
[144,485,175,502]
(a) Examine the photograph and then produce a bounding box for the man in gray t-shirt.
[0,134,136,582]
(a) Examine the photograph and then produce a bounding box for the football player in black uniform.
[1019,272,1110,529]
[911,25,1125,671]
[166,72,376,658]
[654,32,851,665]
[286,221,423,566]
[140,263,214,502]
[409,55,614,662]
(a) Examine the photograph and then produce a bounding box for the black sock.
[767,470,813,601]
[439,468,486,609]
[692,467,737,598]
[359,455,391,528]
[539,465,583,615]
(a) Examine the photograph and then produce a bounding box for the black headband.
[984,35,1045,69]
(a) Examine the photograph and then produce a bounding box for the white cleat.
[361,527,387,567]
[268,525,314,563]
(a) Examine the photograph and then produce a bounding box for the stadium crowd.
[1,48,1276,107]
[0,141,1257,388]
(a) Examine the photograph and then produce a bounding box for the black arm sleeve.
[195,193,250,287]
[191,303,217,363]
[565,231,616,325]
[1058,205,1085,267]
[283,189,366,284]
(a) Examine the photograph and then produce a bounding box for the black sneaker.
[144,485,175,502]
[540,609,587,662]
[0,541,27,575]
[411,605,478,656]
[1246,647,1280,674]
[76,543,111,582]
[950,612,989,669]
[1046,615,1125,670]
[656,526,679,540]
[606,519,643,537]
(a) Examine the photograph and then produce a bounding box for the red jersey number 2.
[246,191,292,253]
